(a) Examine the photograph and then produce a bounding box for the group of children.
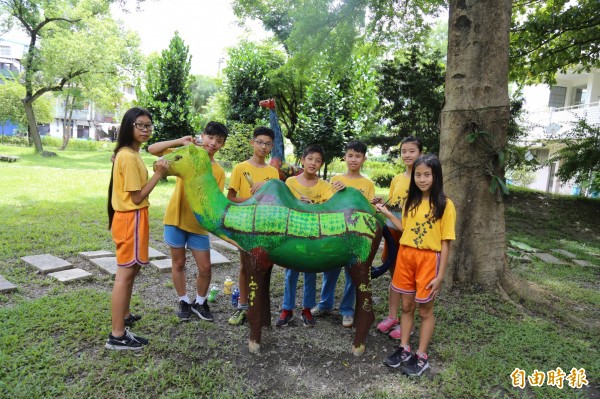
[106,107,456,378]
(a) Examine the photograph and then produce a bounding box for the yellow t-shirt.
[111,147,149,211]
[285,177,334,204]
[164,162,225,234]
[229,160,279,199]
[330,174,375,201]
[400,198,456,251]
[389,173,411,211]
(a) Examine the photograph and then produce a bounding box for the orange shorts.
[111,208,149,267]
[391,245,440,303]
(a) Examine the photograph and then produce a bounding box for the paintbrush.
[290,185,313,203]
[243,172,254,187]
[376,197,391,213]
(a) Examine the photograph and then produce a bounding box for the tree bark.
[61,92,72,150]
[440,0,512,287]
[23,98,44,154]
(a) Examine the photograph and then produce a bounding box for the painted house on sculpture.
[519,68,600,195]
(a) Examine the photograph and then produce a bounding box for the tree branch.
[30,70,88,102]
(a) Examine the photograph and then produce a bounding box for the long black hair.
[107,107,153,229]
[404,154,447,222]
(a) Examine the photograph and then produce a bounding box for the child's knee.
[197,262,211,276]
[401,300,416,314]
[171,259,186,271]
[418,302,434,318]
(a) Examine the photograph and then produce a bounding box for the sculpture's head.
[158,144,211,179]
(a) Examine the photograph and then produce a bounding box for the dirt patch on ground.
[5,242,426,398]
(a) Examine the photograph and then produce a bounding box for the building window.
[530,148,549,164]
[572,85,587,106]
[0,45,10,56]
[548,86,566,108]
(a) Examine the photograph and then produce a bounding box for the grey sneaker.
[124,313,142,327]
[105,329,148,351]
[384,347,412,368]
[177,300,192,321]
[191,301,214,322]
[310,306,331,317]
[402,353,429,376]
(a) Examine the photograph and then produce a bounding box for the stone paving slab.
[534,253,566,265]
[150,258,172,273]
[210,249,231,264]
[509,240,538,253]
[21,254,72,274]
[0,274,17,293]
[90,257,118,276]
[551,249,577,258]
[48,268,93,282]
[79,250,113,259]
[573,259,596,267]
[148,247,168,259]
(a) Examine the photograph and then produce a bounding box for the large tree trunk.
[61,93,72,150]
[440,0,512,287]
[23,98,44,154]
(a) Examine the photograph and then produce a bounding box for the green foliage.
[370,169,395,188]
[217,122,254,163]
[223,40,286,124]
[136,32,196,145]
[294,74,350,179]
[0,81,53,126]
[0,1,141,153]
[510,0,600,84]
[551,118,600,194]
[507,167,536,187]
[369,46,445,157]
[190,75,220,114]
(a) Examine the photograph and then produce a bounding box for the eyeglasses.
[133,122,154,131]
[253,140,273,147]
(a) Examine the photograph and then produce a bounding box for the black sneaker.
[177,300,192,321]
[191,301,214,321]
[301,308,316,328]
[124,313,142,327]
[402,353,429,376]
[275,310,294,327]
[384,346,412,368]
[105,329,148,351]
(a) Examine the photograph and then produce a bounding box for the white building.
[1,30,133,141]
[519,68,600,195]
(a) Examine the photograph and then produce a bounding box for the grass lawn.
[0,145,598,398]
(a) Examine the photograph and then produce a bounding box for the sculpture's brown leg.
[348,260,374,356]
[242,252,262,353]
[262,264,273,328]
[244,249,274,353]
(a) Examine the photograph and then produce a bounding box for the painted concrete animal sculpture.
[161,145,393,356]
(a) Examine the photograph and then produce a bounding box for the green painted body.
[162,145,386,273]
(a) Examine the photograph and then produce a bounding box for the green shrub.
[371,169,396,188]
[0,135,28,146]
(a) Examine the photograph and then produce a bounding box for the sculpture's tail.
[371,225,397,278]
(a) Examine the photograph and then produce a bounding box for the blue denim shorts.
[163,225,210,251]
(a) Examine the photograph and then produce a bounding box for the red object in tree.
[259,98,276,109]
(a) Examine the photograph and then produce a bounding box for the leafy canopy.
[136,32,196,145]
[510,0,600,84]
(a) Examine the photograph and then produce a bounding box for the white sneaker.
[342,315,354,328]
